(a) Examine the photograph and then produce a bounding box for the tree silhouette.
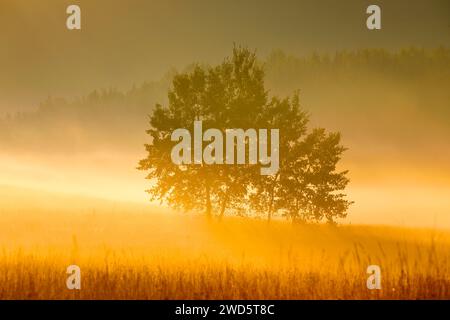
[139,47,352,223]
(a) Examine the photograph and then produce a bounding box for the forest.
[1,47,449,157]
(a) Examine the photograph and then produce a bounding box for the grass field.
[0,186,449,299]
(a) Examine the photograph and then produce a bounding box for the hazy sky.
[1,1,450,228]
[1,0,449,112]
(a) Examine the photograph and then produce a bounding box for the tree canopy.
[139,47,352,223]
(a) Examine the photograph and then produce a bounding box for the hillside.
[1,185,449,299]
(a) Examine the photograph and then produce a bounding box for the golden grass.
[0,187,449,299]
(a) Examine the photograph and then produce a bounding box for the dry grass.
[0,188,449,299]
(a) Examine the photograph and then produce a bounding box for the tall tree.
[138,47,266,217]
[139,47,352,223]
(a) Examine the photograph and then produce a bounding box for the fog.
[1,0,450,229]
[1,47,449,228]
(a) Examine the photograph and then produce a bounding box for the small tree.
[275,128,352,224]
[247,93,352,224]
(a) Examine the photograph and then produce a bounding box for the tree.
[139,47,352,223]
[138,47,266,218]
[247,93,352,224]
[274,128,352,224]
[248,93,308,221]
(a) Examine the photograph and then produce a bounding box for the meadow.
[0,186,449,299]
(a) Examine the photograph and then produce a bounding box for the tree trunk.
[267,194,274,223]
[267,174,279,222]
[219,190,229,220]
[205,183,212,218]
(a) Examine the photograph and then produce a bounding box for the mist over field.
[1,0,450,301]
[1,185,450,299]
[1,48,450,228]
